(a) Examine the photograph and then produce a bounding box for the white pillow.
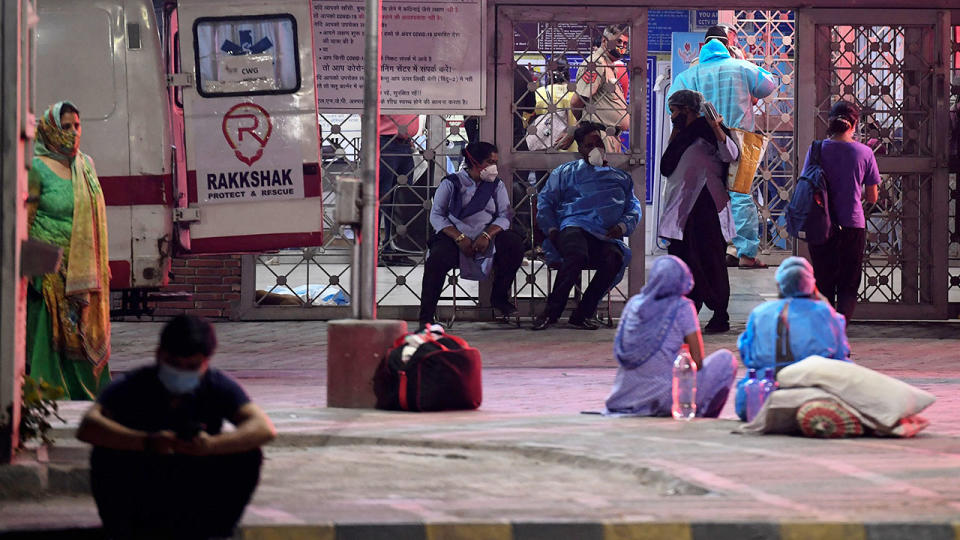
[776,356,936,429]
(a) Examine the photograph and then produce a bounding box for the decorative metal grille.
[510,168,552,316]
[251,113,472,315]
[816,23,939,309]
[245,11,956,319]
[949,24,960,304]
[510,22,631,155]
[950,169,959,304]
[826,25,935,158]
[860,173,935,305]
[246,9,802,319]
[376,115,475,311]
[729,11,796,257]
[508,19,634,320]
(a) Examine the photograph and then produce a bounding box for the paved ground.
[2,268,960,538]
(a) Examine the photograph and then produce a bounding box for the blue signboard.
[645,56,656,204]
[648,10,690,53]
[693,10,718,30]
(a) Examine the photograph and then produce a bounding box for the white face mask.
[479,164,498,182]
[587,147,605,167]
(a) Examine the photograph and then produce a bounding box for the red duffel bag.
[373,325,482,411]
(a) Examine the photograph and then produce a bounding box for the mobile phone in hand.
[176,422,204,441]
[702,102,720,122]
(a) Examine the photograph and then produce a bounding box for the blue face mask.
[157,362,203,394]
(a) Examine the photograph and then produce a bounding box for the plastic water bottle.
[744,368,762,422]
[672,344,697,420]
[759,367,779,404]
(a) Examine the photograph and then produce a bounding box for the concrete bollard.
[327,319,408,408]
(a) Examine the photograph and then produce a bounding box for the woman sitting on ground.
[604,256,737,417]
[735,256,851,420]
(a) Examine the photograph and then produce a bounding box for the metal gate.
[494,6,648,320]
[726,11,797,259]
[949,10,960,316]
[236,113,474,321]
[237,6,653,322]
[797,9,952,319]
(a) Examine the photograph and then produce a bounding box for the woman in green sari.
[27,101,111,399]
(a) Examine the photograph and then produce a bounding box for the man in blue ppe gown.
[532,122,642,331]
[668,25,776,268]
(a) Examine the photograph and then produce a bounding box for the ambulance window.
[193,14,301,97]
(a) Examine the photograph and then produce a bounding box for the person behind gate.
[378,114,420,266]
[573,24,631,153]
[667,24,777,269]
[418,142,525,327]
[532,122,642,331]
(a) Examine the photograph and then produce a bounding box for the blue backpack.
[785,140,834,245]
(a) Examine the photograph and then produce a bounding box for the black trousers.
[666,188,730,322]
[545,227,623,321]
[418,230,525,322]
[379,136,415,253]
[809,226,866,320]
[91,448,262,539]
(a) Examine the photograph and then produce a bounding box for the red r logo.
[582,71,598,84]
[222,103,273,166]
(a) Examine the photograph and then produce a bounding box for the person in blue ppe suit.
[668,25,777,269]
[735,256,851,420]
[532,122,642,331]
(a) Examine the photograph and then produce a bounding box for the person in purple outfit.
[802,100,881,319]
[604,255,737,417]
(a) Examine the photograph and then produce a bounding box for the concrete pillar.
[327,319,408,408]
[1,0,36,464]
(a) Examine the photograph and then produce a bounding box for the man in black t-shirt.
[77,315,276,539]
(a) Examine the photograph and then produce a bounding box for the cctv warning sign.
[194,101,305,205]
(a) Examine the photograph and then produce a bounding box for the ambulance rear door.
[176,0,323,254]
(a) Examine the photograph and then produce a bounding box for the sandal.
[738,257,768,269]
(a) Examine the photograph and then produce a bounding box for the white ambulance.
[34,0,324,297]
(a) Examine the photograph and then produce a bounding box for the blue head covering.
[643,255,694,300]
[614,256,694,368]
[775,256,816,297]
[667,36,776,131]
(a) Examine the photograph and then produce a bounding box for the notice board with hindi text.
[311,0,486,114]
